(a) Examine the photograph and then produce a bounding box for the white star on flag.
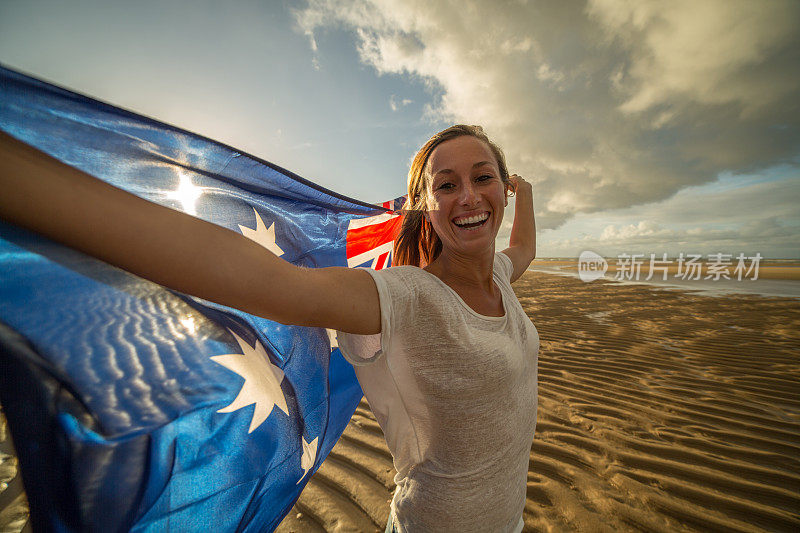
[211,329,289,433]
[239,207,284,256]
[326,329,339,351]
[297,435,319,484]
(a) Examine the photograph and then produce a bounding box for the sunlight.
[165,173,204,216]
[179,315,197,334]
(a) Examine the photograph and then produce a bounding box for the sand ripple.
[2,272,799,532]
[278,272,800,532]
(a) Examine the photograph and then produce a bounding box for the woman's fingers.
[507,174,532,195]
[507,174,518,195]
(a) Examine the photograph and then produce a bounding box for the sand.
[277,272,800,532]
[2,271,800,532]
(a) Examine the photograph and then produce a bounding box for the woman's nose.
[460,182,478,206]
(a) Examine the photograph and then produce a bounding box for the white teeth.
[454,212,489,226]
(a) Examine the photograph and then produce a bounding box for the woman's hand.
[507,174,532,198]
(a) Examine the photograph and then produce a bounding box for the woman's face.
[424,135,507,258]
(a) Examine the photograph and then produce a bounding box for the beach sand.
[2,271,799,532]
[277,272,800,532]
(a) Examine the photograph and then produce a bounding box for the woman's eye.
[477,175,493,182]
[438,182,454,190]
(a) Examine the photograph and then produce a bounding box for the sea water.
[529,264,800,299]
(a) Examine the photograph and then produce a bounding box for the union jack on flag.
[346,198,405,269]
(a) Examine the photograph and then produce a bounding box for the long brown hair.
[392,125,510,267]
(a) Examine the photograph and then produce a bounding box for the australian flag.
[0,65,402,531]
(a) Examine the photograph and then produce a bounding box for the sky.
[1,0,798,258]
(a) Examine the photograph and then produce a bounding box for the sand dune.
[277,272,800,532]
[2,271,799,532]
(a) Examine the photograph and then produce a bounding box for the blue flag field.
[0,65,402,531]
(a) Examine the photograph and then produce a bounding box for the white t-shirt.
[337,252,539,533]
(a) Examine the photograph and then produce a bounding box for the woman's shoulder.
[374,264,426,283]
[382,264,423,275]
[366,264,430,301]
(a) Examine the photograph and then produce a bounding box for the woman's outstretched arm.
[501,174,536,282]
[0,131,380,334]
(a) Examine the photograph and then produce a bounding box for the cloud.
[389,94,413,111]
[294,0,800,234]
[538,172,800,257]
[544,218,798,258]
[588,0,799,116]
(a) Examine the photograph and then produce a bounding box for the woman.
[0,124,537,532]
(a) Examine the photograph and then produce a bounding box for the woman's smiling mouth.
[452,211,490,229]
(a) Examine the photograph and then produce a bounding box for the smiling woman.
[424,137,509,262]
[394,125,513,268]
[335,124,539,532]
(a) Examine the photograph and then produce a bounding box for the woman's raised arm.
[501,174,536,282]
[0,132,380,334]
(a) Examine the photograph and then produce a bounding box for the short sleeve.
[494,251,514,283]
[337,266,413,366]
